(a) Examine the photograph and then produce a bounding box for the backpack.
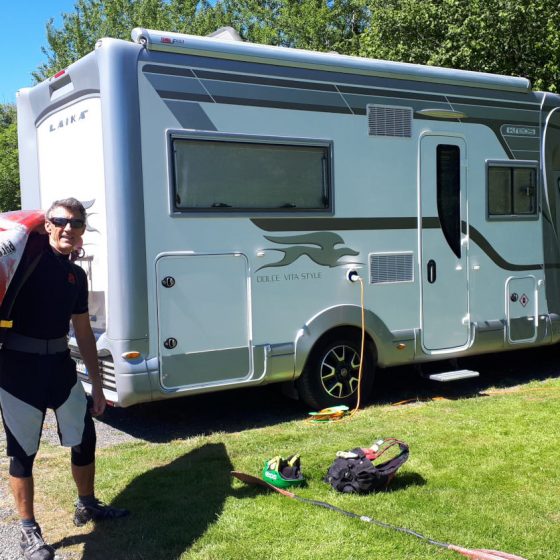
[324,439,409,494]
[0,212,47,341]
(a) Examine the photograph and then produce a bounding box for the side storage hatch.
[156,254,251,389]
[506,276,537,343]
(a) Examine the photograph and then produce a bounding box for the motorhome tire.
[297,334,375,411]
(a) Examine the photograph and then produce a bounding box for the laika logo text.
[49,110,89,132]
[257,232,360,271]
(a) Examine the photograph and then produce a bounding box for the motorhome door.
[156,253,251,389]
[420,135,470,351]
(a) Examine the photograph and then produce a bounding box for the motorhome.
[16,27,560,408]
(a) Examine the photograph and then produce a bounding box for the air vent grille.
[367,105,412,138]
[370,253,414,284]
[72,351,116,391]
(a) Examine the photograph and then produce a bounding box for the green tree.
[0,104,20,211]
[35,0,369,80]
[361,0,560,93]
[214,0,368,53]
[33,0,560,92]
[34,0,220,81]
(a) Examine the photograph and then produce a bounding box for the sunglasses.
[48,217,86,229]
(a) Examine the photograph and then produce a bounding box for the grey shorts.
[0,348,88,458]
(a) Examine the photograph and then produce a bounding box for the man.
[0,198,128,560]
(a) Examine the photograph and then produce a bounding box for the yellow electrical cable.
[308,274,366,422]
[347,275,366,418]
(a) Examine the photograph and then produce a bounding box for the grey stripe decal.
[163,100,217,131]
[150,84,538,159]
[143,63,539,129]
[142,52,538,103]
[34,89,101,127]
[157,88,351,114]
[252,217,418,231]
[155,87,351,114]
[195,68,338,93]
[468,225,542,271]
[252,217,443,230]
[144,63,540,162]
[212,95,351,114]
[143,63,539,112]
[251,218,542,271]
[159,90,213,103]
[151,82,536,120]
[338,84,536,112]
[143,64,195,78]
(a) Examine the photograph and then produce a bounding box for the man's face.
[44,206,86,255]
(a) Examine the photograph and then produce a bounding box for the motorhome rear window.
[487,163,537,219]
[171,136,331,212]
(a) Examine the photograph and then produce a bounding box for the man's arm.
[71,311,106,417]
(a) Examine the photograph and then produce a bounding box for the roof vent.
[367,105,412,138]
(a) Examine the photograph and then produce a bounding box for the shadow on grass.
[98,385,308,444]
[96,344,560,443]
[374,344,560,407]
[385,471,427,492]
[51,442,235,560]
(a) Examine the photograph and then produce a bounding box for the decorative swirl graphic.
[257,232,360,271]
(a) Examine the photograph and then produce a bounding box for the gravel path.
[0,467,17,560]
[0,410,141,560]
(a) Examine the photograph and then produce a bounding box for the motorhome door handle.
[427,259,436,284]
[164,337,177,349]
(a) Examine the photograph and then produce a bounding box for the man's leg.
[69,420,129,526]
[53,363,128,526]
[9,461,55,560]
[71,458,128,526]
[1,350,57,559]
[9,474,34,521]
[0,394,54,557]
[71,461,95,497]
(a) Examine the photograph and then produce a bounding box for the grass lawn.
[2,373,559,559]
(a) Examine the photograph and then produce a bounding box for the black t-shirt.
[10,244,88,339]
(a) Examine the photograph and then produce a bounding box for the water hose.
[232,471,529,560]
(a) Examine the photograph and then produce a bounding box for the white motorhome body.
[17,28,560,408]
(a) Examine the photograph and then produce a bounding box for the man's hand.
[72,311,106,416]
[90,381,106,417]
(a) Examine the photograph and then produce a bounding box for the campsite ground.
[1,344,559,559]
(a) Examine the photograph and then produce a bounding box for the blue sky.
[1,1,86,104]
[1,1,219,105]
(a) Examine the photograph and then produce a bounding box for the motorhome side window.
[487,163,538,219]
[171,137,331,212]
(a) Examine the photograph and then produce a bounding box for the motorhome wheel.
[297,334,375,410]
